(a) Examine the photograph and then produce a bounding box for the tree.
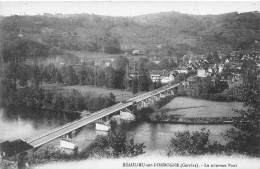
[42,64,57,83]
[131,77,138,94]
[4,63,19,90]
[159,58,177,70]
[114,56,129,89]
[225,51,260,157]
[105,66,117,88]
[96,68,106,86]
[17,64,30,87]
[55,70,63,84]
[103,33,121,54]
[2,39,49,63]
[30,65,42,89]
[61,65,78,85]
[77,67,88,85]
[241,56,259,109]
[137,58,152,91]
[82,132,145,158]
[168,128,224,156]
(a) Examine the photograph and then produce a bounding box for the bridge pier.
[140,101,144,108]
[137,101,143,110]
[159,93,164,98]
[155,95,160,102]
[71,130,77,137]
[144,99,148,107]
[150,96,156,105]
[64,132,73,139]
[170,89,175,95]
[96,115,110,124]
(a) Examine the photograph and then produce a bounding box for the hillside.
[131,11,260,53]
[1,11,260,60]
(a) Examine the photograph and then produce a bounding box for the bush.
[168,128,224,156]
[80,133,145,158]
[225,125,260,157]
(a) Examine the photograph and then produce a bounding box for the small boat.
[95,122,111,131]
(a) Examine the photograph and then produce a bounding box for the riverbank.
[149,117,241,124]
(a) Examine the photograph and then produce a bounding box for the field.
[161,96,244,118]
[62,85,135,102]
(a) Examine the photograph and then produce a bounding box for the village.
[0,3,260,169]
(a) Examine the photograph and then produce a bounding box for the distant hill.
[0,11,260,60]
[131,11,260,53]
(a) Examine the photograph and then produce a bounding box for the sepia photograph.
[0,1,259,169]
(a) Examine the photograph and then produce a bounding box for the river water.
[0,97,243,153]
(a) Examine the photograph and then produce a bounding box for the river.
[0,97,243,153]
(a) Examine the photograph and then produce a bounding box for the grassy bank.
[145,96,244,124]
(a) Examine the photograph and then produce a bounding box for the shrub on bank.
[79,133,145,159]
[168,128,225,156]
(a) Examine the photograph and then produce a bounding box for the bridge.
[25,82,181,148]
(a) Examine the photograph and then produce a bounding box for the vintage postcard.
[0,1,259,169]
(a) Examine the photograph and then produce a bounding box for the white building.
[60,139,77,150]
[218,64,224,73]
[161,74,175,84]
[197,69,208,77]
[132,49,142,55]
[175,69,188,74]
[150,74,161,82]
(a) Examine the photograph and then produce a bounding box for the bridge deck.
[26,83,180,148]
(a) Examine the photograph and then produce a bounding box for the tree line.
[0,84,116,113]
[2,56,154,92]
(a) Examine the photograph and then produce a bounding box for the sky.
[0,1,259,16]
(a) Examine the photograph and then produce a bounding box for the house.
[149,70,168,83]
[150,69,177,84]
[257,62,260,68]
[174,69,188,74]
[218,64,224,73]
[180,76,211,97]
[150,74,161,82]
[161,74,175,84]
[197,69,208,77]
[152,60,160,64]
[132,49,142,55]
[60,139,78,154]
